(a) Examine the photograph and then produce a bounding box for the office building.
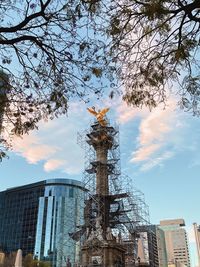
[148,225,168,267]
[136,226,159,267]
[155,226,168,267]
[136,225,168,267]
[160,219,190,267]
[0,178,85,267]
[193,223,200,267]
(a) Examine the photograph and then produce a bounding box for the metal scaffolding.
[75,115,152,267]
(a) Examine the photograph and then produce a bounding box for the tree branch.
[0,0,52,33]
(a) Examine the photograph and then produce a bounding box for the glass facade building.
[0,179,85,267]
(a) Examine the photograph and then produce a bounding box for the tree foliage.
[0,252,50,267]
[104,0,200,113]
[0,252,16,267]
[23,253,50,267]
[0,0,112,159]
[0,0,200,159]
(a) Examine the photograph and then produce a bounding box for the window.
[69,188,74,198]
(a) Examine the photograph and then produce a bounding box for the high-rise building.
[136,225,168,267]
[0,178,85,267]
[193,223,200,267]
[136,225,159,267]
[156,226,168,267]
[160,219,190,267]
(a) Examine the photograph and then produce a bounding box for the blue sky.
[1,96,200,266]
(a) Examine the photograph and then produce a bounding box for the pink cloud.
[22,146,58,164]
[131,143,161,162]
[11,112,85,174]
[138,104,175,146]
[12,135,59,164]
[44,159,67,172]
[128,98,182,169]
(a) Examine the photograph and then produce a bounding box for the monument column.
[80,108,126,267]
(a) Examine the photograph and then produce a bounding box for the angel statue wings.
[87,107,110,126]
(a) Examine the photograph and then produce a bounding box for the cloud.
[11,102,87,174]
[9,97,191,174]
[189,158,200,168]
[138,107,174,145]
[13,135,59,164]
[131,143,162,162]
[115,98,185,171]
[44,159,67,172]
[139,151,175,171]
[131,99,181,170]
[116,100,147,124]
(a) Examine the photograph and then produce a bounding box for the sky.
[1,95,200,266]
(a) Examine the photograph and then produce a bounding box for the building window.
[69,188,74,198]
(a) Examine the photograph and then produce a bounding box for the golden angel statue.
[87,107,110,126]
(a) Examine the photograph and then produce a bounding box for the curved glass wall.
[0,179,85,267]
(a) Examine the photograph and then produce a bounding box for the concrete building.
[136,225,168,267]
[160,219,190,267]
[193,223,200,267]
[0,178,85,267]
